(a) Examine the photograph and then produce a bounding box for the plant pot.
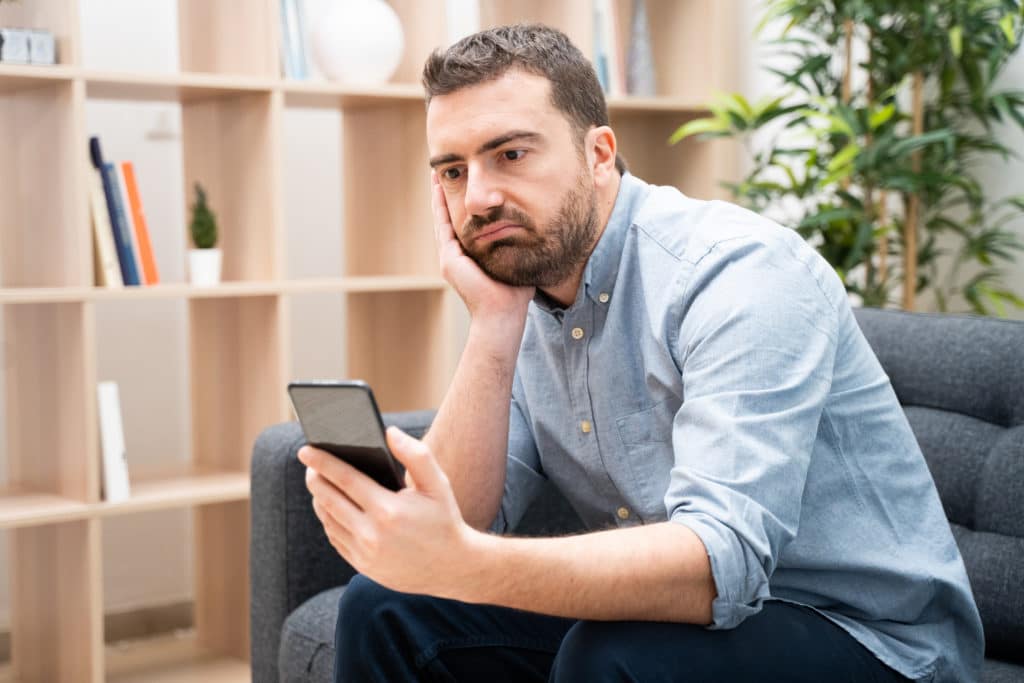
[189,248,222,286]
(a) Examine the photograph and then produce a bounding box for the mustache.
[462,205,536,238]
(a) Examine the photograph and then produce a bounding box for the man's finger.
[299,446,388,516]
[386,426,448,495]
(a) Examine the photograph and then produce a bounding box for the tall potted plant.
[673,0,1024,315]
[188,182,221,286]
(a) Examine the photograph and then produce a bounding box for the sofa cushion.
[982,657,1024,683]
[279,587,344,683]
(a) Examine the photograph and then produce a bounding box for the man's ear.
[586,125,618,185]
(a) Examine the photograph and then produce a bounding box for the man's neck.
[540,172,623,308]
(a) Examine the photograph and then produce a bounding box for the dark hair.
[422,23,626,174]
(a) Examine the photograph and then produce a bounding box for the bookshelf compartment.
[612,110,739,200]
[346,290,452,413]
[0,79,88,288]
[2,303,96,503]
[287,292,346,383]
[646,0,739,100]
[342,101,437,278]
[0,0,79,67]
[182,92,281,283]
[9,519,103,682]
[177,0,277,78]
[189,296,288,474]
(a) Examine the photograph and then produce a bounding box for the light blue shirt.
[494,173,984,682]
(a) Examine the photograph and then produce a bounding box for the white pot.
[189,249,222,286]
[311,0,405,86]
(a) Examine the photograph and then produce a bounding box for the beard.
[458,169,599,288]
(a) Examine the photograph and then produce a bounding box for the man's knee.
[549,621,636,682]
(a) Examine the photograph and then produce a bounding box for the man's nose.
[463,165,504,218]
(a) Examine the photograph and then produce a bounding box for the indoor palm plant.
[673,0,1024,315]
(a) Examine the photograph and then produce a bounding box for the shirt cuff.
[670,511,771,629]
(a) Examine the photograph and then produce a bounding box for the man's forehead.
[426,70,559,143]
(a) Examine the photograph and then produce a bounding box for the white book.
[97,381,131,502]
[445,0,480,46]
[88,169,123,288]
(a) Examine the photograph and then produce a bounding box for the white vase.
[311,0,405,86]
[189,248,222,287]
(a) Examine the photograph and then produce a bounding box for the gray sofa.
[250,308,1024,682]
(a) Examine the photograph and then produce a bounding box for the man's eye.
[443,167,462,181]
[503,149,526,162]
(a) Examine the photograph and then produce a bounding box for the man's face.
[426,70,599,287]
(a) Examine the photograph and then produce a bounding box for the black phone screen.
[288,381,404,491]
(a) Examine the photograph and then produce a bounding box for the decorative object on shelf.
[27,28,54,64]
[626,0,655,97]
[0,27,30,64]
[97,381,131,503]
[188,182,222,286]
[311,0,404,85]
[671,0,1024,316]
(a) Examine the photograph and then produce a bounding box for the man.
[299,24,983,682]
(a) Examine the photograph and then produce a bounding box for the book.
[88,168,124,288]
[594,0,625,96]
[279,0,309,79]
[119,161,160,285]
[114,162,142,282]
[97,381,131,503]
[89,137,141,286]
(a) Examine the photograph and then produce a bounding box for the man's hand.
[432,172,534,322]
[299,426,481,597]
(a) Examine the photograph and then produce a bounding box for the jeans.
[333,574,910,682]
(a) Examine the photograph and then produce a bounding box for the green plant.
[672,0,1024,315]
[189,183,218,249]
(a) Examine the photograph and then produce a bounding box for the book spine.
[97,381,131,503]
[101,162,141,286]
[116,163,144,284]
[88,168,124,288]
[120,162,160,285]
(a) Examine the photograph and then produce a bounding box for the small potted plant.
[188,182,221,286]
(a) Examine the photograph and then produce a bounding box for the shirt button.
[617,507,630,520]
[598,292,610,303]
[580,420,592,434]
[571,327,585,340]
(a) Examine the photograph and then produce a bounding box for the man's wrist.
[444,525,502,604]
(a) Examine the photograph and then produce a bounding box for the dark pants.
[333,574,909,682]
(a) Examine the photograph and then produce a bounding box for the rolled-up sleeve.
[489,374,549,534]
[666,236,839,629]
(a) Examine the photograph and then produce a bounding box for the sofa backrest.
[517,308,1024,663]
[853,307,1024,663]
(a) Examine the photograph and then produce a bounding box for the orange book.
[119,161,160,285]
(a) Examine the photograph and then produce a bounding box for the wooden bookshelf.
[0,0,739,680]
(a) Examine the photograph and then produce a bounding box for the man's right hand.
[432,172,535,324]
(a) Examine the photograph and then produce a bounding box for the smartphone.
[287,380,405,491]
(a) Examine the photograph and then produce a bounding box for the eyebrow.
[428,130,542,168]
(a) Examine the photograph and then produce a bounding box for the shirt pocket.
[615,399,678,521]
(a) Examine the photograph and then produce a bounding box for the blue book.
[89,137,140,286]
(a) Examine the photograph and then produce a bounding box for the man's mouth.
[474,222,523,244]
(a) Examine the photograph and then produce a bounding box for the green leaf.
[949,25,963,57]
[1000,13,1017,45]
[827,143,860,173]
[668,117,730,145]
[868,104,896,130]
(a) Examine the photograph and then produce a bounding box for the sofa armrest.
[249,410,436,683]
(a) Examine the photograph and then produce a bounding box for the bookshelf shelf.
[0,490,91,529]
[0,276,446,304]
[0,0,738,680]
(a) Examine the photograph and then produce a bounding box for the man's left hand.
[299,426,479,597]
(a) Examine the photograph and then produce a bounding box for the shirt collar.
[532,172,648,315]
